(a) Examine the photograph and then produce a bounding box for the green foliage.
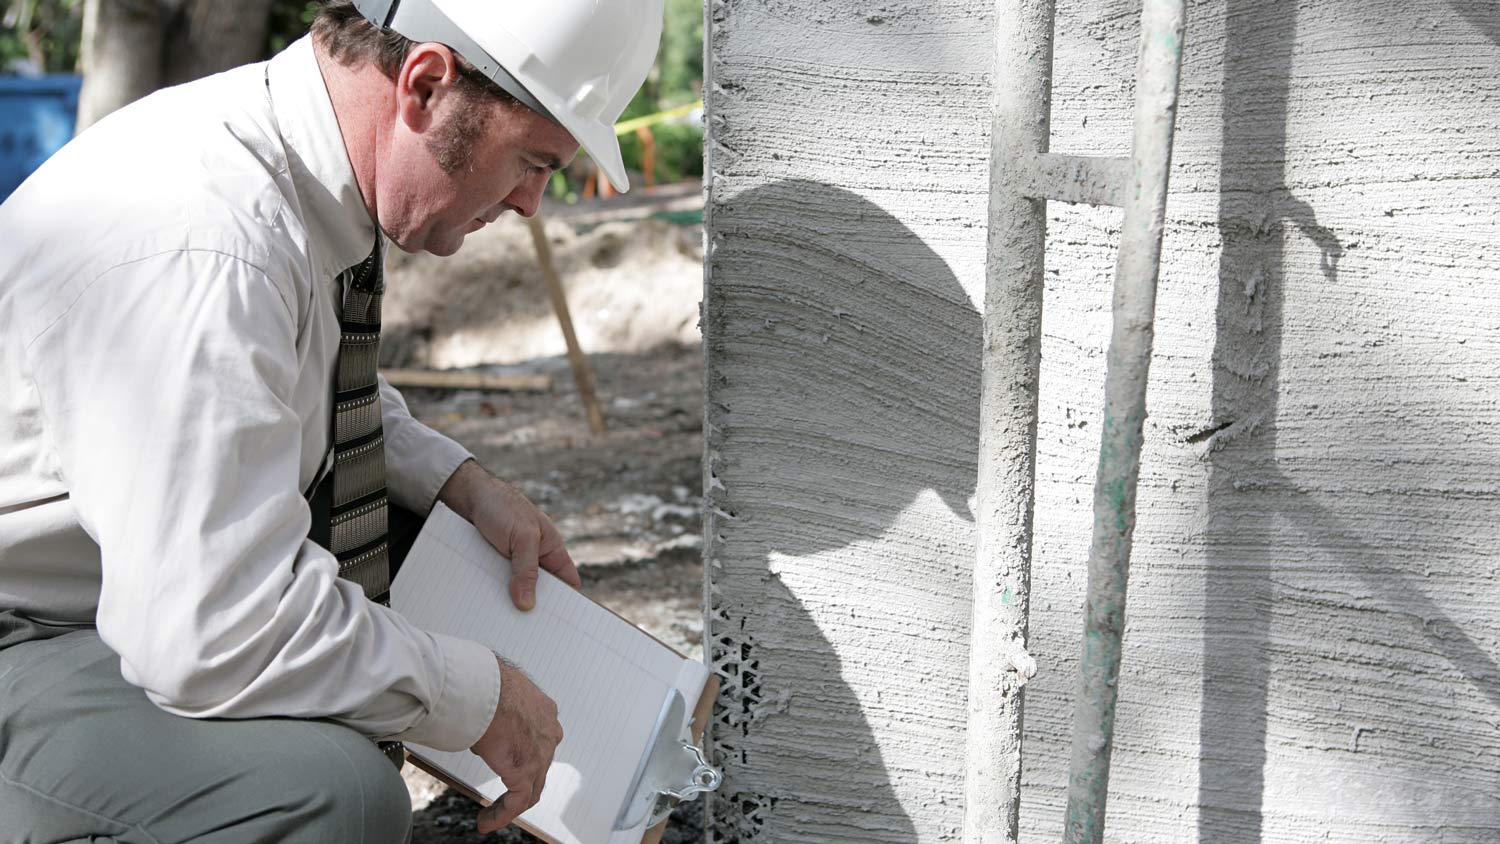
[621,0,699,115]
[659,0,703,108]
[608,0,704,185]
[1,0,84,73]
[618,120,702,185]
[266,0,320,56]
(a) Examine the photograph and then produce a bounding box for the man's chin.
[423,231,466,258]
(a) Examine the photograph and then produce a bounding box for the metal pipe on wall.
[1061,2,1187,842]
[964,0,1055,841]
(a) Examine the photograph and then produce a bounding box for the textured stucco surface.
[704,1,1500,842]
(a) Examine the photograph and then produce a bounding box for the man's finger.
[478,792,524,834]
[539,544,582,590]
[476,800,514,834]
[510,530,541,611]
[533,772,550,811]
[510,783,542,820]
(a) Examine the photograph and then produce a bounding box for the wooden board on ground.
[381,369,553,393]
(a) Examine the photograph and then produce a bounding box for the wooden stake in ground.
[526,214,608,436]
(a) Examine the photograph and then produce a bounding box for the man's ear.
[394,43,461,133]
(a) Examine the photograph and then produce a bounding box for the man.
[0,0,663,840]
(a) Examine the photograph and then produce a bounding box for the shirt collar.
[266,35,379,279]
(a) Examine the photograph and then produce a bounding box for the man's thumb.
[510,532,540,610]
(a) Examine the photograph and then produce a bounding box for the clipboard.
[390,503,723,844]
[406,675,719,844]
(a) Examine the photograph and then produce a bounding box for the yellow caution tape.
[613,100,703,135]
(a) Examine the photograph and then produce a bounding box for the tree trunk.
[76,0,168,131]
[76,0,273,133]
[162,0,275,88]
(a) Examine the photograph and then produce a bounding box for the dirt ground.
[383,182,705,371]
[386,187,708,843]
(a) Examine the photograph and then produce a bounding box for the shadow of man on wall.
[704,179,981,842]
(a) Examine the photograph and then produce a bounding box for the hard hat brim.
[558,116,630,194]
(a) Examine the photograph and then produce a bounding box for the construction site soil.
[388,186,707,843]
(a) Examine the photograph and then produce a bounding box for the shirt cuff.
[384,423,474,515]
[394,632,501,752]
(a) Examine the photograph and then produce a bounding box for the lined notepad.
[391,503,710,844]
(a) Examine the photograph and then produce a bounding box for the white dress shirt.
[0,36,501,753]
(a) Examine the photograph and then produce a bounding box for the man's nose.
[504,173,549,218]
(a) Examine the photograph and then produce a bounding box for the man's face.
[377,46,580,257]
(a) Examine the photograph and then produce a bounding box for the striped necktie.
[329,239,392,604]
[327,239,405,769]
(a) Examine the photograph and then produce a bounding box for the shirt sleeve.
[379,375,474,515]
[24,248,500,752]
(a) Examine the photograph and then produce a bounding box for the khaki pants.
[0,614,413,844]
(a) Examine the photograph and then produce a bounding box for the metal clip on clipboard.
[613,689,723,831]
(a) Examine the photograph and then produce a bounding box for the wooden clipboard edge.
[405,675,719,844]
[640,673,719,844]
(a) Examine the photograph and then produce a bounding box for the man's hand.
[471,658,565,833]
[438,459,581,610]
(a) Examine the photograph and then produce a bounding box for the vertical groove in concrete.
[698,0,719,838]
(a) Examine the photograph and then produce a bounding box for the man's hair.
[312,0,518,105]
[311,0,520,173]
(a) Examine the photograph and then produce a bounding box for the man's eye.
[522,161,546,175]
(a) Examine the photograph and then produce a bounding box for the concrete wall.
[703,1,1500,842]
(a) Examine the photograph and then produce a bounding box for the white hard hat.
[352,0,664,192]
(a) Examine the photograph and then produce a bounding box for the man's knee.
[0,629,412,844]
[239,725,412,844]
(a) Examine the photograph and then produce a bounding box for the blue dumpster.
[0,74,82,202]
